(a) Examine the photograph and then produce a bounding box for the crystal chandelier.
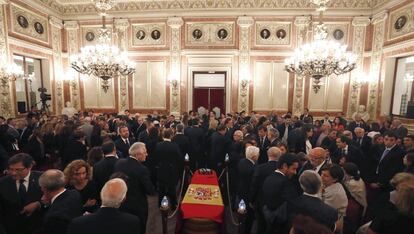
[285,0,357,93]
[70,0,135,92]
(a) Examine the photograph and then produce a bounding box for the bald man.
[67,178,141,234]
[298,147,329,175]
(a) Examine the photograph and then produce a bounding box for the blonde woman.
[64,159,99,213]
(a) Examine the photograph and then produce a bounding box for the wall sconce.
[352,73,372,91]
[0,63,24,88]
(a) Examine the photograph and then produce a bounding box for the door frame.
[192,71,227,113]
[187,66,232,113]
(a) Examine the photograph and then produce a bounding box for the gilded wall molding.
[0,3,13,118]
[348,17,370,117]
[292,16,310,116]
[114,19,130,112]
[36,0,382,16]
[64,20,80,110]
[237,16,253,112]
[167,17,183,116]
[369,11,388,120]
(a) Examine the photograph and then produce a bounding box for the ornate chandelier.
[70,0,135,93]
[285,0,357,93]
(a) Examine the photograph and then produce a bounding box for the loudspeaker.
[17,101,27,113]
[406,101,414,119]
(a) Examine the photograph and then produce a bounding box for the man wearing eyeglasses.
[0,153,43,234]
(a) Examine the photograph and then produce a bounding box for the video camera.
[38,87,51,102]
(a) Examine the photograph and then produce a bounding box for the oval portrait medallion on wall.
[394,15,407,30]
[333,29,344,40]
[34,22,44,34]
[17,15,28,28]
[151,29,161,40]
[276,29,287,39]
[192,29,203,40]
[217,28,228,40]
[136,30,146,40]
[260,28,271,39]
[85,32,95,42]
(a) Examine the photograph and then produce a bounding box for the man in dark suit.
[347,114,369,133]
[298,147,328,176]
[184,118,205,169]
[334,135,364,170]
[137,120,154,145]
[237,146,260,234]
[172,124,190,160]
[211,124,231,172]
[249,147,282,234]
[93,141,119,191]
[39,169,83,234]
[133,117,147,140]
[0,153,43,234]
[115,125,135,158]
[372,131,405,192]
[257,125,270,164]
[391,119,408,140]
[67,178,141,234]
[155,129,182,208]
[299,108,313,124]
[114,142,155,234]
[262,153,300,234]
[353,127,372,155]
[277,115,294,144]
[280,170,338,233]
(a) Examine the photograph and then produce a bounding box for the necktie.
[377,148,390,174]
[126,139,130,146]
[18,179,26,204]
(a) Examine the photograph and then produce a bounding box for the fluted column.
[368,11,387,120]
[292,16,311,116]
[348,17,371,117]
[63,20,79,111]
[114,19,130,112]
[167,17,183,116]
[237,16,254,112]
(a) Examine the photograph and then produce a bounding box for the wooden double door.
[192,71,226,115]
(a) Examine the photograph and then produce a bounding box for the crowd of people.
[0,108,414,234]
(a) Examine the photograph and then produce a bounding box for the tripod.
[35,100,50,114]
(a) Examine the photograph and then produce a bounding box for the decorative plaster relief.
[131,23,166,47]
[10,4,49,43]
[388,2,414,40]
[185,22,235,46]
[255,21,291,46]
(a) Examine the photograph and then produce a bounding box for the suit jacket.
[172,133,190,159]
[62,139,87,167]
[114,157,155,225]
[184,126,205,156]
[93,156,118,191]
[0,171,43,234]
[67,207,141,234]
[19,126,33,148]
[284,195,338,232]
[23,137,45,166]
[115,137,135,158]
[353,135,372,155]
[237,158,255,202]
[347,121,369,132]
[134,124,146,140]
[393,126,408,139]
[257,136,270,164]
[42,189,83,234]
[277,124,294,141]
[211,132,231,165]
[262,172,297,211]
[249,160,278,206]
[376,145,405,190]
[154,140,183,186]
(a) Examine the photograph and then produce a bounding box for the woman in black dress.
[64,159,99,213]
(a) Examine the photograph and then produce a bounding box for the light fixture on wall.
[70,0,135,93]
[285,0,357,93]
[0,62,24,88]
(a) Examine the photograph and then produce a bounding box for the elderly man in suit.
[67,178,141,234]
[39,169,82,234]
[114,142,155,234]
[0,153,43,234]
